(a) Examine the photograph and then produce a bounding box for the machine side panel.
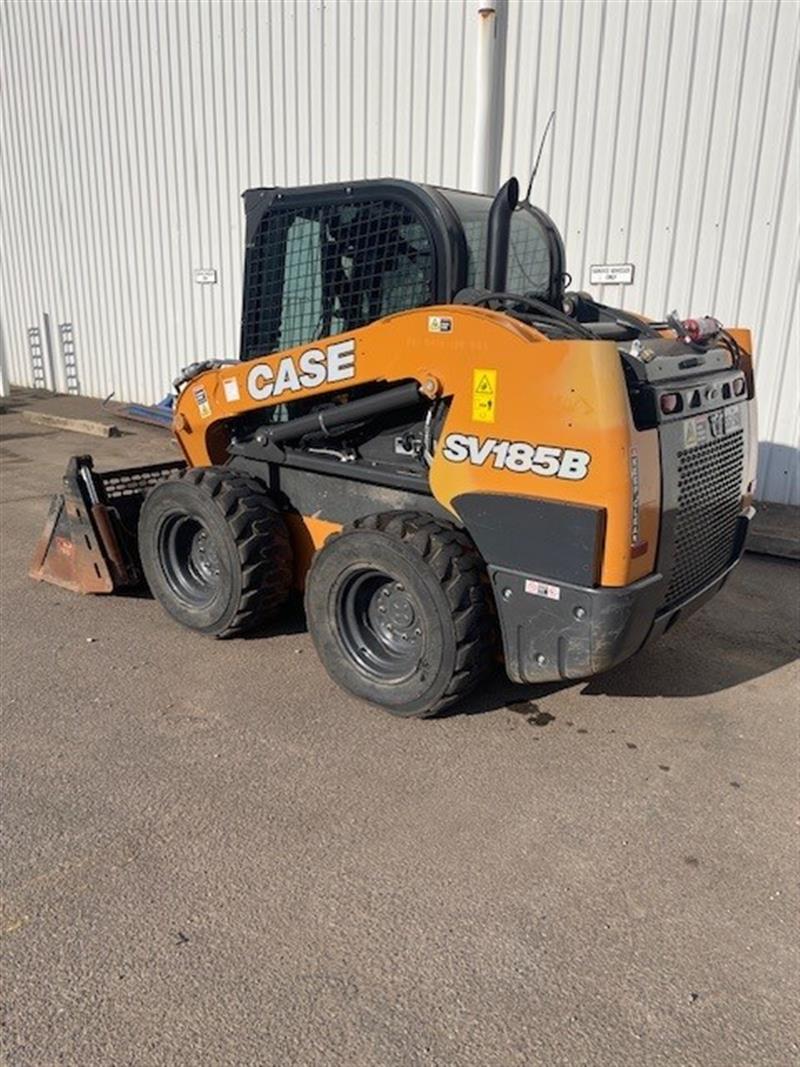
[173,306,647,586]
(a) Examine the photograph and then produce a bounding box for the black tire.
[304,511,495,717]
[138,466,292,637]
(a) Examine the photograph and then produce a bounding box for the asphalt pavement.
[1,391,798,1066]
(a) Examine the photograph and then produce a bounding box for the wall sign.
[589,263,635,285]
[194,268,218,285]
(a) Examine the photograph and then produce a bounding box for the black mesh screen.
[241,199,435,360]
[507,212,553,296]
[460,210,552,295]
[97,461,187,530]
[99,461,186,501]
[439,189,554,299]
[663,429,744,610]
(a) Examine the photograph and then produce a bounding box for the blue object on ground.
[119,395,174,429]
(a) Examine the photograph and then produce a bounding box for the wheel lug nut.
[396,584,404,591]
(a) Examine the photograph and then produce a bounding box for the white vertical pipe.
[471,0,508,194]
[0,321,9,398]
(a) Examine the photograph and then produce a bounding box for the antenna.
[523,110,556,203]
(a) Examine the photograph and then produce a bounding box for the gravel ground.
[1,392,798,1066]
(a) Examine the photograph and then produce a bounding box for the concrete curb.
[22,409,120,438]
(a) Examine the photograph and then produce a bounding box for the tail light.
[660,392,682,415]
[733,377,746,396]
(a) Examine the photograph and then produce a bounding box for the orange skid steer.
[30,178,757,717]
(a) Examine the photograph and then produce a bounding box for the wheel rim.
[337,568,423,682]
[158,513,222,608]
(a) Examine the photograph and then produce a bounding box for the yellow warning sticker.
[472,368,497,422]
[428,315,453,333]
[194,386,212,420]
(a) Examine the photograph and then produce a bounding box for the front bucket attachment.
[29,454,185,594]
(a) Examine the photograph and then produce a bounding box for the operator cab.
[239,178,566,362]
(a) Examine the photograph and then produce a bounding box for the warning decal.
[194,386,212,419]
[472,368,497,423]
[428,315,453,333]
[525,578,561,601]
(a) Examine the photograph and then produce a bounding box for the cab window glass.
[440,190,554,299]
[242,199,434,359]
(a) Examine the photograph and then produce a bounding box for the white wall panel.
[0,0,797,502]
[0,0,476,399]
[502,0,799,503]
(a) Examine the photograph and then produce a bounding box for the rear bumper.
[492,508,753,685]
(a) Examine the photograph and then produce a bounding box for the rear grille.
[663,429,744,609]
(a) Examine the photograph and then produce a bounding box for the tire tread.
[165,466,292,636]
[349,510,494,715]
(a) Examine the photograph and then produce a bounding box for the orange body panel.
[173,305,661,587]
[285,513,342,589]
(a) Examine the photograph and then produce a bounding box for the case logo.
[441,433,591,480]
[246,338,356,401]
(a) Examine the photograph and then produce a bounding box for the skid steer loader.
[30,177,757,716]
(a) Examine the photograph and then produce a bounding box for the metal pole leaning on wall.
[471,1,509,195]
[0,320,9,398]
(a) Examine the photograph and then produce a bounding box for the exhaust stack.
[484,176,519,293]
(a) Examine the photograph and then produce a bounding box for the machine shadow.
[237,559,797,718]
[236,551,800,716]
[147,555,798,716]
[577,635,797,701]
[240,595,309,639]
[444,632,797,718]
[446,557,799,717]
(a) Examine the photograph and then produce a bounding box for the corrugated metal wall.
[1,0,797,503]
[501,0,799,506]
